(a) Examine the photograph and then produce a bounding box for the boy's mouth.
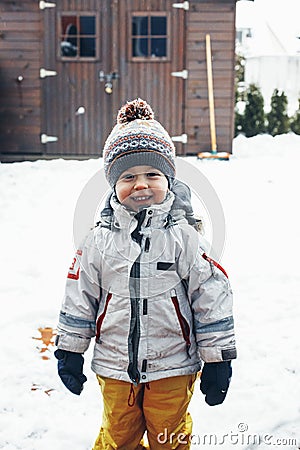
[131,195,152,203]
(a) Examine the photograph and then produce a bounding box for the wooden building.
[0,0,237,162]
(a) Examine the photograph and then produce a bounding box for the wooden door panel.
[115,0,186,155]
[42,0,112,156]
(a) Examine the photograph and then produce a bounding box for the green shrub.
[290,98,300,135]
[243,84,266,137]
[267,89,290,136]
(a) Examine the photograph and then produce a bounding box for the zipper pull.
[143,298,148,315]
[145,237,150,252]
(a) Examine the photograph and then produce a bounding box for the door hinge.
[41,134,58,144]
[172,1,189,11]
[171,69,188,79]
[40,68,57,79]
[39,1,56,9]
[171,133,188,144]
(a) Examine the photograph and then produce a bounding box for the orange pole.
[206,34,217,154]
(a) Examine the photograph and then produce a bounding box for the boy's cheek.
[115,185,130,204]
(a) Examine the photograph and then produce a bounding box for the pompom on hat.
[103,98,176,186]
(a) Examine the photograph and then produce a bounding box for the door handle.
[99,71,119,94]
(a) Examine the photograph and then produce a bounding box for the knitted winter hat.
[103,98,176,186]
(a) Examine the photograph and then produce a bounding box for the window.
[131,13,169,61]
[59,13,98,60]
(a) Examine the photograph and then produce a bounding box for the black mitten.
[54,349,87,395]
[200,361,232,406]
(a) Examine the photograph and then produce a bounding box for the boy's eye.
[147,172,161,177]
[121,172,161,181]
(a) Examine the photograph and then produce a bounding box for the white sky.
[236,0,300,38]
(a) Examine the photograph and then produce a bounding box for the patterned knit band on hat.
[103,98,176,187]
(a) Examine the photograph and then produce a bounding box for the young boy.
[55,99,237,450]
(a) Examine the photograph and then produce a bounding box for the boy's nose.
[134,175,148,190]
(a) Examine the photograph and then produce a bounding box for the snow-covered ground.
[1,134,299,449]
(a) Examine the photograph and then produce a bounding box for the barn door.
[115,1,187,155]
[41,0,112,156]
[41,0,187,157]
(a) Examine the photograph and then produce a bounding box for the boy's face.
[115,165,169,212]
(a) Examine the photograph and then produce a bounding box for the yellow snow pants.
[92,374,197,450]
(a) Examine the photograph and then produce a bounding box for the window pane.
[80,16,95,35]
[61,16,77,35]
[61,16,78,57]
[132,38,148,57]
[132,16,148,36]
[151,38,166,57]
[80,38,96,57]
[151,17,166,36]
[61,40,78,57]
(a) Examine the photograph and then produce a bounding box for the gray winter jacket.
[56,181,236,384]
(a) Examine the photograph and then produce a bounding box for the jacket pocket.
[96,292,112,343]
[171,295,191,357]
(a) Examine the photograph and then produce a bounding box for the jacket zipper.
[96,292,112,343]
[127,210,148,385]
[171,295,191,358]
[128,257,141,385]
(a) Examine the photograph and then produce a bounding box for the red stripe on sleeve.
[202,253,228,278]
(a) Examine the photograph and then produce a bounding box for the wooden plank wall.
[0,0,42,158]
[186,0,236,154]
[0,0,237,161]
